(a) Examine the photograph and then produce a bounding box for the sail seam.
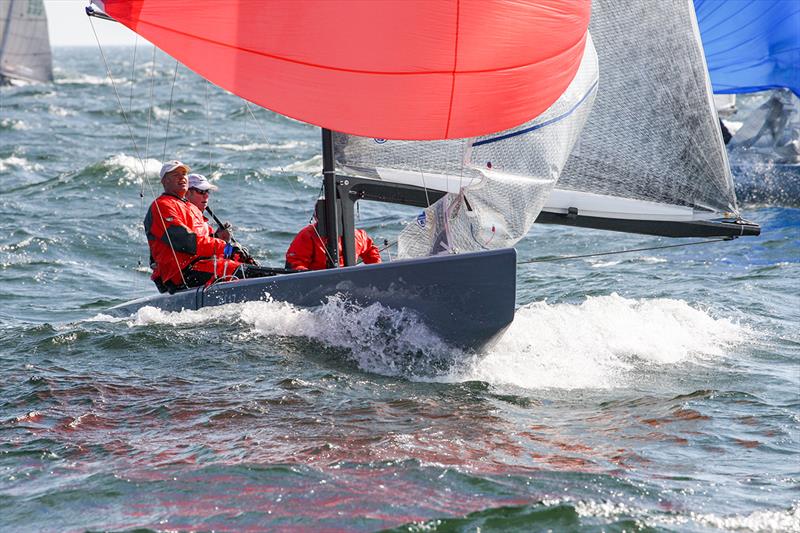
[473,79,599,147]
[444,0,461,139]
[127,18,561,77]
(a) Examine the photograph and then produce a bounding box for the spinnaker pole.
[321,128,339,268]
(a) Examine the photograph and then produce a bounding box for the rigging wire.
[161,59,180,161]
[90,17,187,288]
[144,45,157,164]
[242,101,336,266]
[205,79,212,176]
[128,34,143,288]
[516,238,730,265]
[362,237,731,265]
[88,17,143,166]
[128,34,138,115]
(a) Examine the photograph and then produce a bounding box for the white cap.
[187,173,218,192]
[159,160,190,179]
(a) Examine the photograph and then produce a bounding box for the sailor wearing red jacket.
[285,223,382,271]
[145,160,243,292]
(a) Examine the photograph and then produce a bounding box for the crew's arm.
[285,227,315,271]
[358,230,382,264]
[157,202,226,257]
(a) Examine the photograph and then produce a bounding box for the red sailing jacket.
[144,194,232,285]
[285,224,382,271]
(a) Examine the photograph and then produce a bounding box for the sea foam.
[449,293,747,390]
[90,292,746,386]
[103,153,163,185]
[0,155,42,173]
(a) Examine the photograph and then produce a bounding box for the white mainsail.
[545,0,737,224]
[0,0,53,84]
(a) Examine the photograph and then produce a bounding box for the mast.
[321,128,340,268]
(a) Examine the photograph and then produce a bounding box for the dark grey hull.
[107,248,517,352]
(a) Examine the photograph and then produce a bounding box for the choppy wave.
[452,294,747,390]
[572,498,800,532]
[56,74,109,86]
[94,296,454,375]
[0,155,43,173]
[0,118,28,131]
[590,255,667,268]
[85,153,162,186]
[47,104,75,117]
[216,141,306,152]
[278,155,322,175]
[403,499,800,532]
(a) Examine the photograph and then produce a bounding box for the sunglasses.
[189,188,210,196]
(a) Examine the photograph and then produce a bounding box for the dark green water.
[0,47,798,532]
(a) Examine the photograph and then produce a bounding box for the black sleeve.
[162,225,198,255]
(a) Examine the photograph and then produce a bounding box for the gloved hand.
[224,242,257,265]
[235,245,257,265]
[223,242,241,259]
[215,222,233,242]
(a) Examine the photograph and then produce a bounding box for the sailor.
[285,222,382,271]
[144,160,249,293]
[186,173,257,265]
[186,173,226,238]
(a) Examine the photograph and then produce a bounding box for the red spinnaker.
[99,0,591,140]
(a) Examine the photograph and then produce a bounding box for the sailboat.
[694,0,800,205]
[0,0,53,84]
[89,0,758,354]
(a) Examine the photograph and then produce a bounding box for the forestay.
[334,36,599,258]
[552,0,737,219]
[0,0,53,83]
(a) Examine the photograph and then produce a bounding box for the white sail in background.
[547,0,737,222]
[0,0,53,84]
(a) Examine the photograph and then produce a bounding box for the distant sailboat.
[0,0,53,84]
[694,0,800,205]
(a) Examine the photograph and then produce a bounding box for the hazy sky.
[45,0,150,46]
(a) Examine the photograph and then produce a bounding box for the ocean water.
[0,46,798,532]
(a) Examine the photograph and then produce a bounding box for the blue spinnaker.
[694,0,799,97]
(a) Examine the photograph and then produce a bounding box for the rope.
[89,18,143,165]
[128,34,137,115]
[359,237,729,265]
[161,59,179,161]
[128,35,142,288]
[205,80,212,175]
[517,238,730,265]
[90,17,187,288]
[242,102,334,265]
[144,45,156,164]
